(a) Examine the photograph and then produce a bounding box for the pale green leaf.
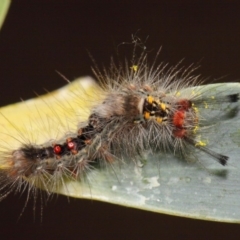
[0,0,10,30]
[1,79,240,223]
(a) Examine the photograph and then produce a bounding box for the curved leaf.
[0,0,10,30]
[0,78,240,223]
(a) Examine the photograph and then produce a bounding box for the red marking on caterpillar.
[172,110,185,128]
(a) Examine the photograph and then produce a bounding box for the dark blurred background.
[0,0,240,239]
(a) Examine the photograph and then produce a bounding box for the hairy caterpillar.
[0,47,239,220]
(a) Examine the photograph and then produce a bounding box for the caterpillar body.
[0,49,239,213]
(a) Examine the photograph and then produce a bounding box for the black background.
[0,0,240,239]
